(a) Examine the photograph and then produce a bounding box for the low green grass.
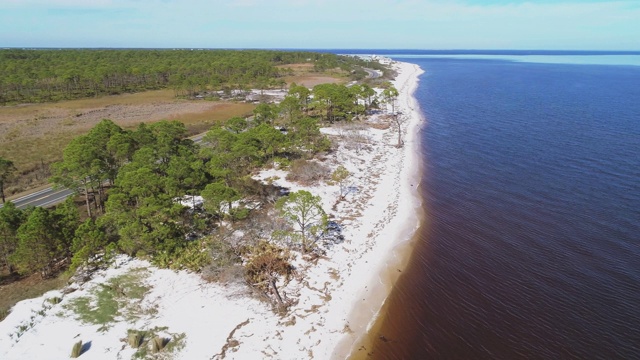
[65,268,150,330]
[68,287,118,326]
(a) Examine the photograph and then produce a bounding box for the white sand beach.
[0,61,425,360]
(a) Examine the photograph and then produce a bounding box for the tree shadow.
[0,270,22,286]
[80,340,92,355]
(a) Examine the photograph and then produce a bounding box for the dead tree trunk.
[395,114,403,147]
[83,183,92,218]
[271,278,284,305]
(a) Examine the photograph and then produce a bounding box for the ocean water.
[358,53,640,359]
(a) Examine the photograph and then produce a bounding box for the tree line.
[0,49,386,104]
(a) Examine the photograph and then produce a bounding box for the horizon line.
[2,47,640,53]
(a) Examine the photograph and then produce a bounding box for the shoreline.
[0,61,426,360]
[331,61,426,359]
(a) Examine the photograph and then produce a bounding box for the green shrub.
[272,157,290,169]
[152,241,211,272]
[47,297,62,305]
[230,207,250,222]
[172,243,211,271]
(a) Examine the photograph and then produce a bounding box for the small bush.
[151,336,167,353]
[272,157,290,169]
[230,207,250,222]
[201,237,242,283]
[244,241,294,308]
[128,331,143,348]
[71,340,82,358]
[265,176,280,185]
[152,241,210,272]
[286,159,329,185]
[47,297,62,305]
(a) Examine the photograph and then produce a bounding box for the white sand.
[0,61,425,360]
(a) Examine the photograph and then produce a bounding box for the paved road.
[0,187,76,210]
[363,68,381,79]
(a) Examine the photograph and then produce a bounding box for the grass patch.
[283,75,345,88]
[111,268,151,300]
[68,289,119,326]
[0,268,66,323]
[165,332,187,353]
[65,268,150,329]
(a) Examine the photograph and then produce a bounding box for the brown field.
[0,268,66,321]
[284,75,344,88]
[278,63,348,88]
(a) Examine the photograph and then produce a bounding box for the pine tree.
[0,202,25,273]
[0,157,16,204]
[11,207,63,277]
[275,190,327,253]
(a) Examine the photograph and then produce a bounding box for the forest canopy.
[0,49,387,104]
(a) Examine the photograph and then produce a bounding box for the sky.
[0,0,639,50]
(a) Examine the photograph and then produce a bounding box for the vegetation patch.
[65,268,150,329]
[126,327,186,359]
[285,159,330,185]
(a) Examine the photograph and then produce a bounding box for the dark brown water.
[359,56,640,359]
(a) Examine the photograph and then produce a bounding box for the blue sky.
[0,0,638,49]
